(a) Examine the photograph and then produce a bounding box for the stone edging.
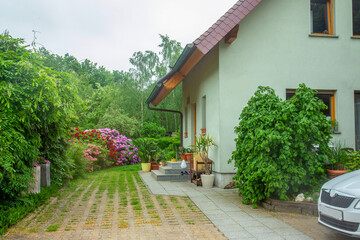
[261,199,318,216]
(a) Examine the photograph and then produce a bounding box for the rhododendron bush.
[70,127,140,172]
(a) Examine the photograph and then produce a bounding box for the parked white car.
[318,170,360,237]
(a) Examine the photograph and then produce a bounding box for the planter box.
[29,166,41,193]
[261,198,318,216]
[150,161,159,170]
[41,163,51,187]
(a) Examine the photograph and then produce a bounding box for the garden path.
[140,172,352,240]
[3,167,225,240]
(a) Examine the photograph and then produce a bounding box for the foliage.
[328,141,349,170]
[69,128,140,171]
[133,138,158,163]
[229,84,332,207]
[140,122,166,138]
[0,32,82,201]
[194,134,217,175]
[345,150,360,172]
[0,184,60,236]
[66,143,87,179]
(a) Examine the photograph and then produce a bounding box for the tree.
[229,84,331,207]
[0,32,82,201]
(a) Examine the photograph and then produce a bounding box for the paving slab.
[140,171,312,240]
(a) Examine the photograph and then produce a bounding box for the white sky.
[0,0,236,71]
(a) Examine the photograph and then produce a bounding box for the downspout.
[146,102,183,147]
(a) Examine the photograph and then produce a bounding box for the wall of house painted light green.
[183,0,360,182]
[182,45,221,171]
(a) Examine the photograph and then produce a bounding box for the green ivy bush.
[0,32,81,201]
[229,84,331,207]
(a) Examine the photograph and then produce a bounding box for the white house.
[146,0,360,187]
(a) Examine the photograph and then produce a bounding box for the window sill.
[309,34,339,38]
[351,36,360,39]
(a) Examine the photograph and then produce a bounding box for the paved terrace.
[140,172,312,240]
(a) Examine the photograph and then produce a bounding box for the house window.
[311,0,334,35]
[354,0,360,36]
[286,90,335,121]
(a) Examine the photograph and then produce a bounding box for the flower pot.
[161,161,166,167]
[29,166,41,193]
[184,153,193,162]
[171,159,178,162]
[201,174,214,188]
[327,169,348,179]
[141,163,151,172]
[181,153,186,160]
[151,161,159,170]
[201,128,206,134]
[184,132,188,137]
[40,163,51,187]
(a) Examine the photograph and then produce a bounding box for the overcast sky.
[0,0,236,71]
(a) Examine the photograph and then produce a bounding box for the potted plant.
[195,134,216,188]
[148,143,160,170]
[327,141,349,179]
[156,150,167,167]
[330,119,339,132]
[134,138,156,172]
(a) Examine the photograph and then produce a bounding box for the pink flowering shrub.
[97,128,141,166]
[69,127,140,173]
[82,144,109,170]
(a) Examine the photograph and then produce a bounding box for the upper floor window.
[311,0,334,35]
[354,0,360,36]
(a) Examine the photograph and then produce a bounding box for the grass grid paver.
[3,166,226,240]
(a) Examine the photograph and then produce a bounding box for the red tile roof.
[194,0,262,54]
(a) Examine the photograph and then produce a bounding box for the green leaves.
[0,32,82,201]
[229,84,331,207]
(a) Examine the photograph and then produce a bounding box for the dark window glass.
[354,0,360,35]
[311,0,330,34]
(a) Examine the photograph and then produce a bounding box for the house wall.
[182,0,360,187]
[182,45,220,172]
[218,0,360,174]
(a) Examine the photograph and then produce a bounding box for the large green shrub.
[0,32,81,201]
[140,122,166,138]
[229,84,331,207]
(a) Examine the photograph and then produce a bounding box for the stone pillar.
[41,163,51,187]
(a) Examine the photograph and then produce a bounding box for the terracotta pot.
[184,132,188,137]
[201,128,206,134]
[151,161,159,170]
[161,161,166,167]
[326,169,348,179]
[181,153,186,160]
[184,153,193,162]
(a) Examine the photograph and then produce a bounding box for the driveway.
[3,168,353,240]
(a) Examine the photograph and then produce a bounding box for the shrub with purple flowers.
[97,128,141,166]
[69,127,140,174]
